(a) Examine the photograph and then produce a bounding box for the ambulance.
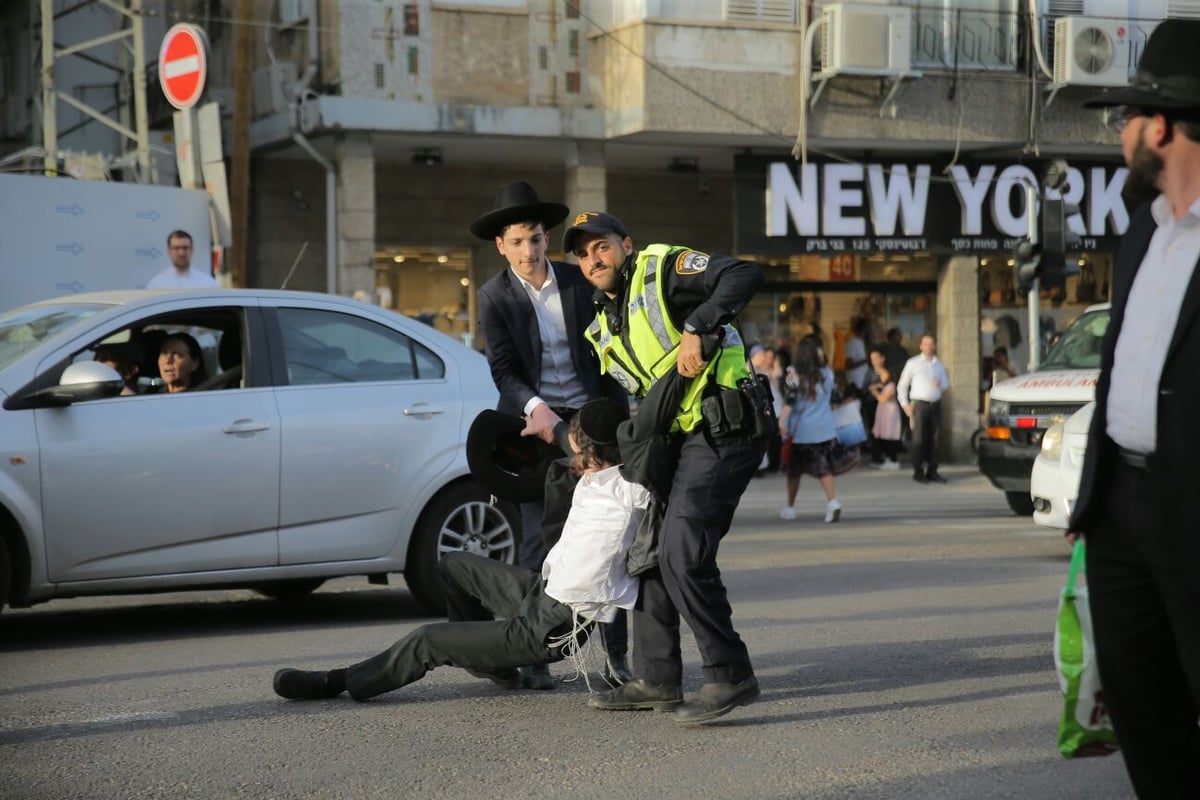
[978,303,1110,515]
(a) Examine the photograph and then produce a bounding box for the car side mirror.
[35,361,126,406]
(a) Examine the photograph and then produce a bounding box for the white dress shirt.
[542,465,649,623]
[897,354,948,406]
[1107,194,1200,454]
[511,261,589,414]
[146,267,218,288]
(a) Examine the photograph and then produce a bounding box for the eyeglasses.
[1106,106,1149,134]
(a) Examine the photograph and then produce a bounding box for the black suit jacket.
[477,259,623,417]
[1070,201,1200,532]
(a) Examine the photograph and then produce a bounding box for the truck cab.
[978,303,1109,515]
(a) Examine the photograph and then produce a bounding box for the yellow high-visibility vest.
[585,244,749,432]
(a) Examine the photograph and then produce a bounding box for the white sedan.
[0,289,518,614]
[1030,402,1095,530]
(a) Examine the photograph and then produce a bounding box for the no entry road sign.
[159,24,208,110]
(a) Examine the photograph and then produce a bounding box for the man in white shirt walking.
[146,230,218,288]
[897,333,949,484]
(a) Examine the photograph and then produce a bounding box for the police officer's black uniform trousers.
[634,428,765,688]
[344,552,579,700]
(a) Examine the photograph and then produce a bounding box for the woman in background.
[778,336,843,524]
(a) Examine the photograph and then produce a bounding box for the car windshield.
[1040,308,1110,370]
[0,303,108,372]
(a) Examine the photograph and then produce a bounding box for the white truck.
[977,303,1110,515]
[0,174,211,312]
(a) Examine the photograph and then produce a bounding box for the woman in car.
[158,332,208,393]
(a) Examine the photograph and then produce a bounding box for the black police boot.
[588,679,682,711]
[673,676,761,725]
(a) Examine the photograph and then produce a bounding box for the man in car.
[1069,20,1200,799]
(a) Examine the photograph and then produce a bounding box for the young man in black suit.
[472,182,629,690]
[1070,20,1200,799]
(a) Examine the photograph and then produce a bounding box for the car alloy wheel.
[406,483,518,614]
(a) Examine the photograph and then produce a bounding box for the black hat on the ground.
[466,410,564,503]
[1083,20,1200,111]
[561,211,630,254]
[469,182,570,241]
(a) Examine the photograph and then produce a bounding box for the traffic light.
[1013,238,1041,296]
[1039,197,1083,291]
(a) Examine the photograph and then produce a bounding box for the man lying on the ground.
[271,399,649,702]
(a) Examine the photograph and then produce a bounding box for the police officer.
[562,211,767,725]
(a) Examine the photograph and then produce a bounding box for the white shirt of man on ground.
[146,231,218,288]
[541,464,648,624]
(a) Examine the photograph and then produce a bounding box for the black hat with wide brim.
[1083,20,1200,111]
[466,410,566,503]
[469,181,570,241]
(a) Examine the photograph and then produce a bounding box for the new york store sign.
[734,156,1130,256]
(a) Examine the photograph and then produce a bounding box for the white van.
[977,303,1109,515]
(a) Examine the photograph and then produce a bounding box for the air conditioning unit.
[252,63,299,117]
[820,3,913,76]
[1053,16,1130,87]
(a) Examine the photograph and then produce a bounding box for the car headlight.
[989,400,1009,422]
[1040,422,1065,462]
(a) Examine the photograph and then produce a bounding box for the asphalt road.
[0,465,1134,799]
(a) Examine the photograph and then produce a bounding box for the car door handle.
[402,405,445,416]
[223,419,271,434]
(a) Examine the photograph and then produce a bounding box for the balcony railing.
[912,6,1020,71]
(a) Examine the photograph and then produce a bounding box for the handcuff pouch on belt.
[701,374,777,439]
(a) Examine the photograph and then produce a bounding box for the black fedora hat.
[466,409,565,503]
[469,182,570,241]
[1084,20,1200,111]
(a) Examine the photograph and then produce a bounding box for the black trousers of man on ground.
[344,553,578,700]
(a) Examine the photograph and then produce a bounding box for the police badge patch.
[675,250,709,275]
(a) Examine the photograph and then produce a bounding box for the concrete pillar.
[564,141,606,225]
[937,255,981,463]
[335,135,376,297]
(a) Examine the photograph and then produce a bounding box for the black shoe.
[602,654,633,686]
[673,676,761,725]
[273,669,343,700]
[926,471,948,484]
[588,679,682,711]
[913,472,929,484]
[520,664,555,690]
[465,667,522,690]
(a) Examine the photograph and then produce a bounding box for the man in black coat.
[1070,20,1200,799]
[472,182,628,689]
